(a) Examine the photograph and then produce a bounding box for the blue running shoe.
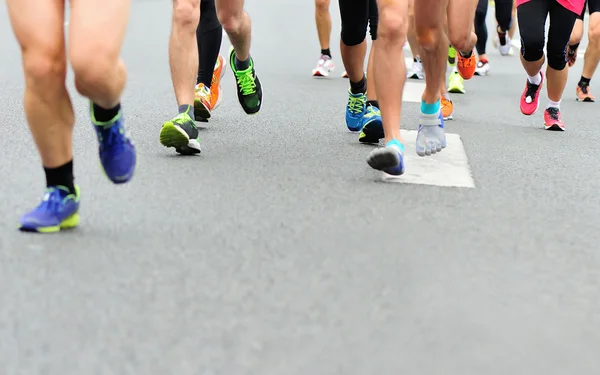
[90,103,137,183]
[346,89,367,132]
[358,104,384,144]
[416,109,446,157]
[19,185,81,233]
[367,139,405,176]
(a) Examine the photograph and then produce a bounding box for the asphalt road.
[1,1,600,374]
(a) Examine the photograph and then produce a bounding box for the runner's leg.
[313,0,336,76]
[446,0,478,79]
[7,0,80,232]
[69,0,136,182]
[216,0,262,114]
[406,0,425,79]
[339,0,369,131]
[567,6,584,67]
[366,0,409,175]
[578,4,600,101]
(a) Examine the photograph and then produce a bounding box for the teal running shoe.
[346,89,367,132]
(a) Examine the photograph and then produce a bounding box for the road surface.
[1,1,599,374]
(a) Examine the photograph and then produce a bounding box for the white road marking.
[382,130,475,188]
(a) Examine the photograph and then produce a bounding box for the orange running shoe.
[194,83,212,122]
[576,84,595,102]
[441,96,454,120]
[209,54,226,110]
[456,50,476,80]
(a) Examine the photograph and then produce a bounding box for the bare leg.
[315,0,332,50]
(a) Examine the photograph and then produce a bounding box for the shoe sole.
[160,122,191,148]
[544,124,565,131]
[194,98,211,121]
[368,149,401,171]
[19,213,80,233]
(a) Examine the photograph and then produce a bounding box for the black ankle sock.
[350,75,367,94]
[44,160,75,193]
[92,103,121,123]
[366,100,379,109]
[234,55,251,71]
[570,43,580,50]
[459,50,473,58]
[579,76,591,87]
[321,48,331,58]
[178,104,193,115]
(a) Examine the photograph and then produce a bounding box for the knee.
[22,44,67,90]
[589,21,600,45]
[378,7,407,43]
[448,29,472,52]
[416,26,442,51]
[520,36,544,62]
[217,6,243,33]
[546,46,567,70]
[315,0,329,12]
[70,48,115,94]
[173,0,200,29]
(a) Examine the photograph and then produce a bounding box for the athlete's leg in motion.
[7,0,80,232]
[578,5,600,102]
[69,0,137,181]
[339,0,369,131]
[517,0,548,117]
[313,0,336,76]
[495,0,514,55]
[160,0,202,154]
[509,0,518,39]
[195,0,226,121]
[474,0,491,74]
[216,0,262,114]
[543,2,577,129]
[446,0,478,79]
[413,0,449,156]
[359,2,385,144]
[567,8,585,67]
[406,0,424,79]
[366,0,409,175]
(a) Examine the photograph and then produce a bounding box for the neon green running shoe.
[448,71,466,94]
[159,108,201,155]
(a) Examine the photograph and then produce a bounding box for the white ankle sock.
[547,99,561,109]
[527,72,542,85]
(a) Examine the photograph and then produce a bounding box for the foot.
[210,54,226,110]
[194,83,212,122]
[160,110,201,155]
[19,185,80,233]
[456,50,476,80]
[407,58,425,80]
[367,139,405,176]
[342,71,349,78]
[497,29,511,56]
[91,103,136,184]
[345,89,367,132]
[229,46,262,115]
[441,96,454,120]
[358,104,384,144]
[416,109,446,157]
[474,60,490,76]
[520,72,544,116]
[576,83,595,102]
[544,107,565,131]
[448,71,466,94]
[312,54,335,77]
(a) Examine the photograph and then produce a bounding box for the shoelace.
[235,70,256,96]
[546,107,560,121]
[98,123,127,150]
[348,95,365,115]
[525,81,540,101]
[35,188,66,212]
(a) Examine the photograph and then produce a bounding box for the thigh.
[68,0,131,60]
[215,0,244,19]
[6,0,65,54]
[414,0,447,30]
[517,0,548,42]
[447,0,477,32]
[548,0,577,48]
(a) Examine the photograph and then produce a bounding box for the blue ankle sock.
[421,100,440,115]
[386,139,405,153]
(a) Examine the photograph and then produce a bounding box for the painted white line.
[403,81,425,103]
[382,130,475,188]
